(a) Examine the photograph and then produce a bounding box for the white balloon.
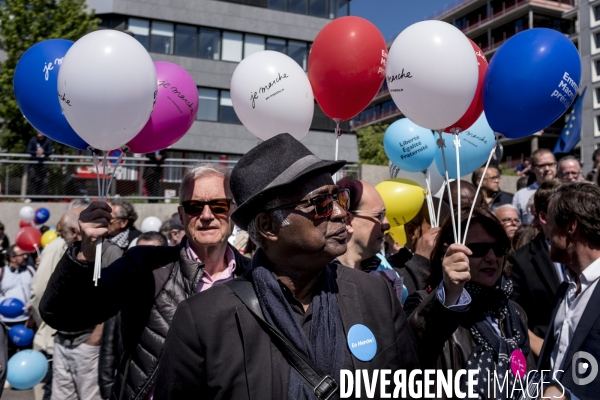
[19,206,35,223]
[426,164,445,195]
[386,21,478,130]
[141,216,162,233]
[58,30,157,151]
[230,50,314,141]
[389,162,427,188]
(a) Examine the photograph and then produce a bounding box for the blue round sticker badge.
[347,324,377,362]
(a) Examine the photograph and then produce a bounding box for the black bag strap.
[225,278,339,400]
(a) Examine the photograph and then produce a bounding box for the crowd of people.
[0,135,599,399]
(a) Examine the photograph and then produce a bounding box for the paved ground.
[2,388,34,400]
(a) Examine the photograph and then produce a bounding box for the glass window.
[219,91,240,124]
[128,18,150,49]
[199,28,220,60]
[595,5,600,22]
[595,32,600,50]
[329,0,349,18]
[288,41,307,70]
[175,24,197,57]
[289,0,307,14]
[244,34,265,59]
[150,21,174,54]
[596,59,600,76]
[266,37,286,54]
[309,0,327,18]
[197,88,219,121]
[268,0,286,11]
[222,31,243,62]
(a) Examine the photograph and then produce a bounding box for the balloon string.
[463,136,500,245]
[102,154,109,201]
[105,150,125,200]
[424,169,437,228]
[454,133,462,244]
[436,130,457,243]
[93,152,101,201]
[33,244,40,258]
[437,180,448,227]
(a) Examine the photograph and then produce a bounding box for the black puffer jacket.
[40,238,250,400]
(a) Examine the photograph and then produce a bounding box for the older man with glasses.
[557,155,584,183]
[40,163,251,400]
[512,148,557,224]
[492,204,521,241]
[471,165,513,207]
[155,134,419,399]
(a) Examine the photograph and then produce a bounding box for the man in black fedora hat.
[155,133,420,399]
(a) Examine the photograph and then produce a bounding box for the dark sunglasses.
[181,199,233,216]
[265,188,350,220]
[466,242,508,258]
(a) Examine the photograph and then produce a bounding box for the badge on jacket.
[347,324,377,362]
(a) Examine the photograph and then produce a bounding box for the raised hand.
[77,202,112,262]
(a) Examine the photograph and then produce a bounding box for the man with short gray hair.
[493,204,521,240]
[40,163,251,400]
[557,155,584,183]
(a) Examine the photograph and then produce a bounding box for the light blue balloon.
[384,118,436,173]
[7,350,48,390]
[434,112,496,179]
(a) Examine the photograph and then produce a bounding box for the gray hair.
[110,198,138,226]
[557,155,580,170]
[62,208,82,230]
[179,163,231,204]
[492,203,519,214]
[246,198,291,248]
[66,199,90,211]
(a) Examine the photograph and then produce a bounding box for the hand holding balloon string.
[442,243,472,307]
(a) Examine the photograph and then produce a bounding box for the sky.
[350,0,462,42]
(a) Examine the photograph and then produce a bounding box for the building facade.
[86,0,359,163]
[351,0,577,170]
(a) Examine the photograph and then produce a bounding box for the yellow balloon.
[375,178,425,227]
[41,229,58,248]
[387,225,407,246]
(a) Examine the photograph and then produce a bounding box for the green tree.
[0,0,99,153]
[355,122,389,165]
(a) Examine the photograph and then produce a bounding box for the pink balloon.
[127,62,198,153]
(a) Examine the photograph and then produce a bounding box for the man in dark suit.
[508,180,562,357]
[155,134,420,399]
[538,182,600,399]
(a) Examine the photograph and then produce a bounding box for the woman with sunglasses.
[406,206,534,399]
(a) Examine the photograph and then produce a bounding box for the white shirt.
[550,257,600,373]
[0,265,35,323]
[512,182,538,225]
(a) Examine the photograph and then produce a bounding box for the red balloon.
[19,221,31,228]
[15,227,41,253]
[308,16,387,122]
[444,39,488,133]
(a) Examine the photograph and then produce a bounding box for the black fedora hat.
[231,133,346,231]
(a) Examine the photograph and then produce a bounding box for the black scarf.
[252,251,345,400]
[460,277,530,399]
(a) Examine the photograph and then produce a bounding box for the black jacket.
[490,191,513,207]
[387,247,430,295]
[99,314,124,399]
[538,282,600,399]
[154,262,420,399]
[26,136,53,163]
[40,239,251,400]
[508,232,561,338]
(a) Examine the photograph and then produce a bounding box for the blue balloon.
[8,324,34,347]
[383,118,436,172]
[483,28,581,139]
[34,208,50,225]
[0,298,25,319]
[14,39,89,150]
[435,112,496,179]
[7,350,48,390]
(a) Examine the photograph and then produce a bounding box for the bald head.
[59,207,84,245]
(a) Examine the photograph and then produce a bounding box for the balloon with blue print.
[13,39,89,150]
[434,112,496,179]
[483,28,581,138]
[384,118,436,173]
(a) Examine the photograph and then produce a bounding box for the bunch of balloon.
[7,350,48,390]
[230,51,314,142]
[8,324,34,347]
[19,206,35,224]
[56,30,157,285]
[127,61,199,153]
[375,179,425,228]
[33,207,50,225]
[387,226,407,247]
[308,16,388,161]
[41,229,58,248]
[141,216,162,233]
[0,298,25,319]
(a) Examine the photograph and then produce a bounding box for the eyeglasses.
[533,162,557,169]
[484,175,501,181]
[466,242,508,258]
[181,199,233,216]
[561,171,581,177]
[12,253,27,258]
[265,189,350,220]
[500,217,521,226]
[350,209,386,223]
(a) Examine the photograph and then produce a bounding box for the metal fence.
[0,153,360,202]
